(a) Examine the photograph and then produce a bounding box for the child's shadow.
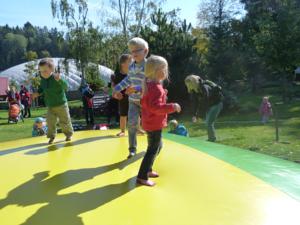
[21,177,138,225]
[25,135,118,155]
[0,135,118,157]
[0,152,144,225]
[0,143,48,156]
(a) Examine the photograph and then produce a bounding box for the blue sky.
[0,0,200,29]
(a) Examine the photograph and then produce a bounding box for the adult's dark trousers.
[107,98,119,124]
[137,130,162,180]
[24,105,31,117]
[85,107,94,125]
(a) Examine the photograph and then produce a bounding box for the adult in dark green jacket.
[185,75,223,142]
[32,58,73,144]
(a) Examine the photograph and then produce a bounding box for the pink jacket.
[259,102,272,116]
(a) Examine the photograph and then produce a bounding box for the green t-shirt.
[38,74,68,107]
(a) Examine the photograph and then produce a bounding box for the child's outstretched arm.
[148,86,180,115]
[114,76,132,93]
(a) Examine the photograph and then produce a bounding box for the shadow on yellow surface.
[0,152,144,225]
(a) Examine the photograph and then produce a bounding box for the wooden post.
[274,102,283,142]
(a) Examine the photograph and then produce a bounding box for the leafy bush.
[222,89,239,113]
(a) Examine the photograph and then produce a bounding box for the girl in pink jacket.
[137,55,181,187]
[259,96,273,124]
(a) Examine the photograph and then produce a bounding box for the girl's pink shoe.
[137,178,156,187]
[148,171,159,178]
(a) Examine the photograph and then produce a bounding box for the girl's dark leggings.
[137,129,162,180]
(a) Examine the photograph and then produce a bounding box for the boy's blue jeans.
[128,101,141,153]
[205,102,223,141]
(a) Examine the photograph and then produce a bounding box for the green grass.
[179,117,300,163]
[0,107,48,142]
[175,88,300,163]
[68,100,83,108]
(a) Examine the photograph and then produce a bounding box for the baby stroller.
[8,103,24,123]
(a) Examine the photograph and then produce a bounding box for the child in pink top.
[137,55,181,187]
[259,96,273,124]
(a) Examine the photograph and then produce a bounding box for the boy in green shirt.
[32,58,73,144]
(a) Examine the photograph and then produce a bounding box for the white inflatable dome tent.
[0,58,114,91]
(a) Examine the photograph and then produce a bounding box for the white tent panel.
[0,58,114,91]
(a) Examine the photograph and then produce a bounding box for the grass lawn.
[174,88,300,163]
[0,92,299,163]
[179,116,300,163]
[0,107,48,141]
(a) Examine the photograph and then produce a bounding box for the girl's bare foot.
[116,131,125,137]
[148,171,159,178]
[137,178,156,187]
[137,129,145,135]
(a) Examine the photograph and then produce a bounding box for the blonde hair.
[142,55,169,95]
[145,55,169,80]
[184,75,201,86]
[185,75,203,93]
[263,96,269,101]
[128,37,149,50]
[169,119,178,129]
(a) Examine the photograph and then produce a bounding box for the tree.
[0,24,68,71]
[23,22,37,51]
[241,0,300,100]
[140,9,198,101]
[9,79,18,89]
[47,28,67,57]
[104,0,164,39]
[51,0,92,81]
[40,50,51,58]
[85,64,105,90]
[197,0,244,28]
[24,51,38,61]
[196,0,246,85]
[23,51,40,90]
[192,28,209,57]
[1,33,27,69]
[98,34,127,69]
